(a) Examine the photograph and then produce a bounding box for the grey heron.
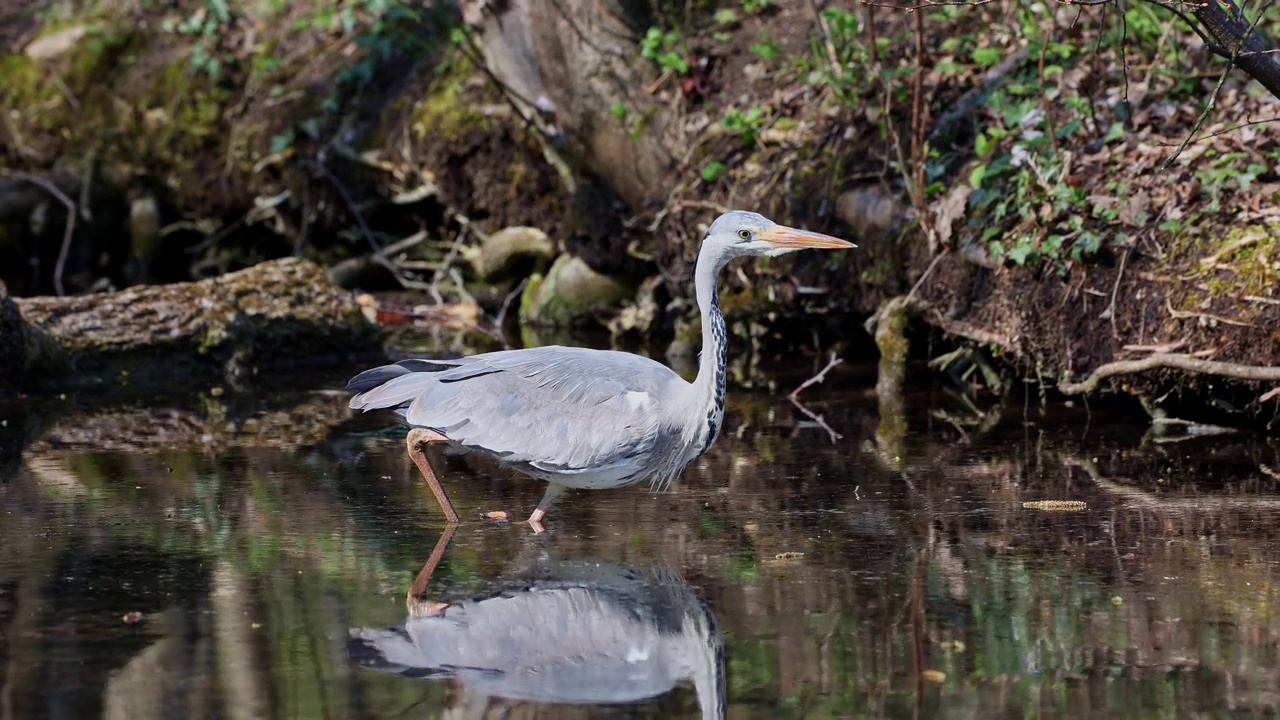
[348,527,726,718]
[347,210,855,530]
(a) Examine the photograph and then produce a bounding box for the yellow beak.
[758,224,857,249]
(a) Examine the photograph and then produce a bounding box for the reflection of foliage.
[15,424,1280,719]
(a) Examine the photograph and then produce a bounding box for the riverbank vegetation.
[1,0,1277,427]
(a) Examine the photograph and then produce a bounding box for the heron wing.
[349,346,683,471]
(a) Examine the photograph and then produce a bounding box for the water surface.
[1,366,1278,719]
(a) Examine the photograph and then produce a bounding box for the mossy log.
[12,258,381,392]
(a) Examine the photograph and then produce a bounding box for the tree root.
[1059,353,1280,396]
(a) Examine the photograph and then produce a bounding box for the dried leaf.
[933,184,972,247]
[1022,500,1087,511]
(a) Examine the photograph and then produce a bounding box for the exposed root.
[1059,352,1280,396]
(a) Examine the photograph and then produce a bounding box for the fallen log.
[10,258,382,393]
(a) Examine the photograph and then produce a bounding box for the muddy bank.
[2,1,1277,426]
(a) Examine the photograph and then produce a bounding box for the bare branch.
[1059,353,1280,395]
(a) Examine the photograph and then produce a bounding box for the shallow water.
[1,364,1279,719]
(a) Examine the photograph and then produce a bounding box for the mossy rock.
[519,254,635,327]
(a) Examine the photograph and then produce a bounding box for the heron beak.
[758,224,857,249]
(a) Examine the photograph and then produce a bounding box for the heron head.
[705,210,856,258]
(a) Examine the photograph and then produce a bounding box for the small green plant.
[721,105,770,147]
[741,0,772,13]
[701,160,728,182]
[749,34,781,62]
[713,9,739,26]
[641,27,688,74]
[796,7,870,106]
[163,0,236,79]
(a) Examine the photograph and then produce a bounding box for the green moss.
[1165,222,1280,299]
[412,55,489,141]
[0,54,55,109]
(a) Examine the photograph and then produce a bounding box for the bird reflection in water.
[348,527,727,719]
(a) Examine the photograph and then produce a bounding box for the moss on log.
[13,258,381,391]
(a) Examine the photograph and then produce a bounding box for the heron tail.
[347,359,460,410]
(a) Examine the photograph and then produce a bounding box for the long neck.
[691,246,728,448]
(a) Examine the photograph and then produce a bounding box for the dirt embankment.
[1,1,1277,426]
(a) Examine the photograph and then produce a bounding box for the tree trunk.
[461,0,677,209]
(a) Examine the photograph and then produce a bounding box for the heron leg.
[406,524,456,618]
[527,482,567,534]
[406,427,460,524]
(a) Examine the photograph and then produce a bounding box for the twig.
[1122,340,1186,353]
[905,249,947,304]
[1059,353,1280,395]
[428,223,471,304]
[787,394,843,443]
[788,351,843,401]
[1163,0,1268,169]
[494,277,528,334]
[1165,298,1253,328]
[1098,241,1128,333]
[3,171,77,296]
[809,0,842,79]
[304,158,382,255]
[376,230,429,260]
[1199,232,1262,266]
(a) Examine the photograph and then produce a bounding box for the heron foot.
[406,427,460,524]
[527,509,546,534]
[526,482,566,534]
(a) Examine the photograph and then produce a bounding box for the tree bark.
[461,0,677,209]
[1193,0,1280,100]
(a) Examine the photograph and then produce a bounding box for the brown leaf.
[1119,191,1150,227]
[933,184,972,248]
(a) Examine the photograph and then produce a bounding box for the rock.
[836,185,912,242]
[519,254,635,327]
[470,226,556,282]
[24,25,92,61]
[12,258,382,391]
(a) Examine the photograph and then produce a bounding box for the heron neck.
[692,246,728,438]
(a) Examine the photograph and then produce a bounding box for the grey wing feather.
[349,346,683,471]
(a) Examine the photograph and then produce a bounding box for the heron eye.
[736,229,752,241]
